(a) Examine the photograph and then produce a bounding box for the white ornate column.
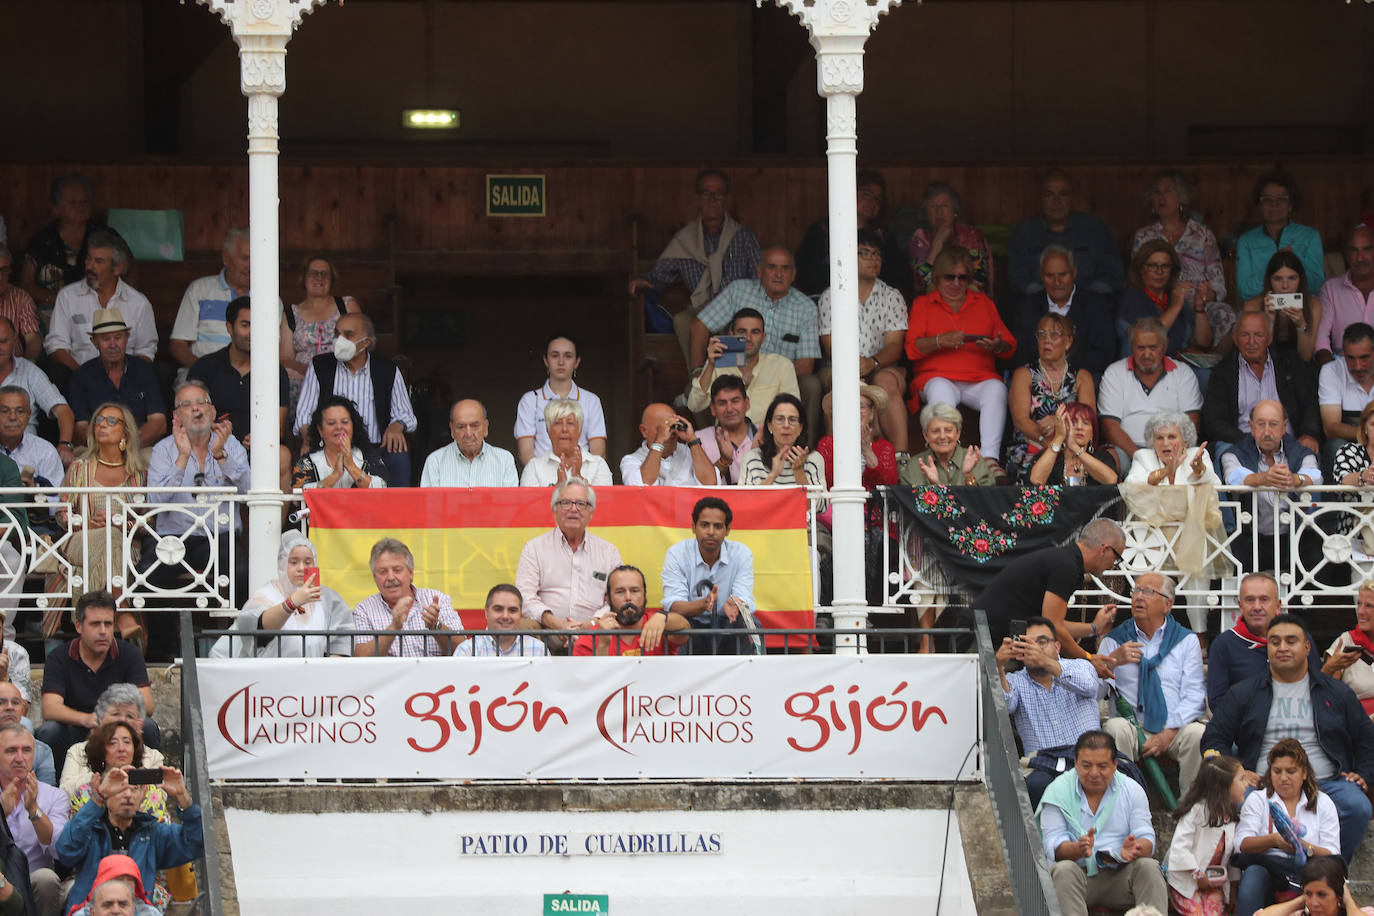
[766,1,902,653]
[199,0,332,592]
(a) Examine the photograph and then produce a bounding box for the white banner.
[198,656,979,781]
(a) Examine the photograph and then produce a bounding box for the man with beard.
[352,537,461,658]
[45,231,157,376]
[573,565,689,657]
[996,616,1102,807]
[140,380,250,601]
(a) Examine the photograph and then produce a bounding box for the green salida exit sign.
[487,174,546,217]
[544,894,608,914]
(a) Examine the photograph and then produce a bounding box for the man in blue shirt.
[1038,730,1166,916]
[997,616,1101,807]
[661,497,755,655]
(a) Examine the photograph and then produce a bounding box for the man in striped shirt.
[352,537,461,658]
[295,312,417,486]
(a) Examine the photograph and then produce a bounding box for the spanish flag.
[304,486,814,640]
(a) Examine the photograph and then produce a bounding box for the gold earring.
[119,438,127,453]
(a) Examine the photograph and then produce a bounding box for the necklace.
[95,456,124,468]
[1040,360,1068,393]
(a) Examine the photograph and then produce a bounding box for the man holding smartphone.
[687,308,799,426]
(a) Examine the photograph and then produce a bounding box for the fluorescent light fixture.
[402,109,460,130]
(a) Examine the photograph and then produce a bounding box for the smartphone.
[962,334,986,344]
[1203,866,1227,882]
[1008,619,1029,640]
[126,768,162,786]
[303,566,321,588]
[1270,292,1303,311]
[718,335,747,368]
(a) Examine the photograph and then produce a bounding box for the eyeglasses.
[857,248,883,260]
[554,499,592,510]
[1132,585,1164,599]
[1107,545,1124,568]
[941,273,971,283]
[306,269,331,280]
[175,398,212,410]
[1035,330,1065,341]
[0,407,29,418]
[93,415,123,427]
[1143,262,1172,273]
[1259,196,1290,206]
[1023,636,1056,646]
[771,415,801,427]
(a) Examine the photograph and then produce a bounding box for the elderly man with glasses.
[139,379,250,607]
[1099,572,1207,795]
[515,478,622,648]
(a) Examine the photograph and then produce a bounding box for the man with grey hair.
[139,379,250,602]
[0,244,43,360]
[1007,168,1124,296]
[969,518,1125,677]
[0,315,74,456]
[0,721,70,916]
[295,311,417,485]
[0,682,55,787]
[1011,245,1116,376]
[352,537,460,657]
[170,227,288,370]
[0,386,63,489]
[67,310,167,445]
[1098,317,1202,467]
[1100,571,1207,795]
[420,398,517,487]
[516,478,622,638]
[58,683,164,799]
[45,230,157,372]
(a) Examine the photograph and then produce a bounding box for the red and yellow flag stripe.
[304,486,814,636]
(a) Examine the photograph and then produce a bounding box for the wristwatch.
[27,810,40,822]
[686,438,702,448]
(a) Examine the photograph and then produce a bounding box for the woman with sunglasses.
[904,245,1015,460]
[44,402,146,641]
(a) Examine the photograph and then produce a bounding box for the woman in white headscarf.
[214,530,353,658]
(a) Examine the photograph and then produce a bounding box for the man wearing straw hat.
[67,309,166,446]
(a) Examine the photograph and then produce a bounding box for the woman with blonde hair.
[44,402,146,640]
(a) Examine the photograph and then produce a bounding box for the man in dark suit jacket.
[1202,310,1320,455]
[1011,246,1116,377]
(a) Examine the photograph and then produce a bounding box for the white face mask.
[333,335,360,361]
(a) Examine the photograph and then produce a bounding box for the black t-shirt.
[41,639,150,714]
[970,544,1084,642]
[189,346,289,443]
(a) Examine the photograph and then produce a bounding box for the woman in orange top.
[904,246,1016,459]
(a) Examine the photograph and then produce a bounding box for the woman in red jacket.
[904,246,1015,459]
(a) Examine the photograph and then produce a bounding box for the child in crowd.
[1236,739,1342,915]
[1166,754,1246,915]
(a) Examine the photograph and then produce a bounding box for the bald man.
[620,402,718,486]
[420,399,518,487]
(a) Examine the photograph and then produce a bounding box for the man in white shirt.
[1099,572,1206,795]
[1318,321,1374,469]
[0,388,61,491]
[420,399,517,487]
[1098,318,1202,472]
[0,319,72,458]
[44,230,157,373]
[620,402,717,486]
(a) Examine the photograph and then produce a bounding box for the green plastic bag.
[106,208,185,262]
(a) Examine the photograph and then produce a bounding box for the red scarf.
[1145,288,1169,311]
[1231,618,1266,651]
[1343,628,1374,715]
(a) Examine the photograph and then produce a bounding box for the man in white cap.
[68,309,167,445]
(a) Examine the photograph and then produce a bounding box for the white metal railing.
[880,484,1374,618]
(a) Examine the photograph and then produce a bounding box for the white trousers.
[920,377,1009,460]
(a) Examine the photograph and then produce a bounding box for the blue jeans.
[1236,862,1286,916]
[1319,776,1373,862]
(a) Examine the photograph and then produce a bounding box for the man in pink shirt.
[1315,225,1374,362]
[515,478,622,643]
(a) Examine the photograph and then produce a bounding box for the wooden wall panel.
[4,160,1372,271]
